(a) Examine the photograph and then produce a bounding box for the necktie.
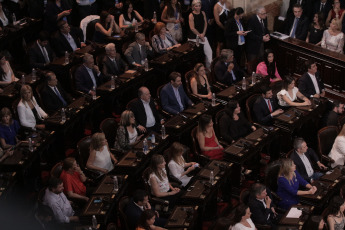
[54,87,67,106]
[290,17,299,38]
[231,70,236,81]
[260,19,265,32]
[320,3,324,12]
[112,59,118,73]
[236,20,245,43]
[267,99,272,113]
[42,47,50,63]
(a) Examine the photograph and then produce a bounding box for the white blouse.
[92,146,114,172]
[168,159,192,187]
[321,30,344,54]
[277,87,299,107]
[128,128,138,144]
[230,218,256,230]
[329,136,345,168]
[148,168,170,193]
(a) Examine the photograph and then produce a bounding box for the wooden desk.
[197,160,233,183]
[92,175,128,196]
[0,172,17,200]
[279,205,313,227]
[80,194,115,225]
[165,205,199,229]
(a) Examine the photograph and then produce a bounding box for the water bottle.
[151,133,156,144]
[110,76,115,90]
[251,72,256,85]
[143,138,148,154]
[92,215,97,229]
[161,125,166,139]
[92,86,97,100]
[134,19,138,32]
[12,13,16,25]
[153,11,157,24]
[64,51,69,65]
[196,35,200,47]
[210,170,214,185]
[61,108,66,123]
[212,93,216,106]
[144,58,149,71]
[31,68,36,82]
[242,77,246,90]
[28,138,34,152]
[21,74,25,85]
[113,176,119,192]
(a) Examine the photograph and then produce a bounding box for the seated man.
[253,85,284,126]
[40,71,72,115]
[291,137,327,182]
[124,32,154,67]
[248,183,279,227]
[160,72,194,115]
[284,3,309,40]
[43,177,79,224]
[101,43,128,78]
[125,189,166,230]
[75,53,104,96]
[324,100,344,127]
[28,31,55,69]
[51,20,86,57]
[60,157,89,203]
[214,49,244,86]
[129,87,163,133]
[298,60,325,98]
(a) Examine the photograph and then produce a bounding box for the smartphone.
[93,199,102,203]
[283,113,291,117]
[187,186,194,192]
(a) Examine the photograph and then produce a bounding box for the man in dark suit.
[125,190,166,230]
[160,72,194,115]
[41,71,72,115]
[246,6,270,61]
[248,183,279,227]
[298,60,325,98]
[214,49,244,86]
[291,137,327,182]
[101,43,128,78]
[51,20,86,57]
[124,32,154,67]
[129,87,163,133]
[253,85,284,126]
[313,0,332,22]
[28,31,55,69]
[75,53,104,95]
[284,4,309,40]
[287,0,313,20]
[324,100,344,127]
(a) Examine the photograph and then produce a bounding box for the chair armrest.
[219,140,229,148]
[151,197,169,206]
[168,174,183,186]
[255,224,272,230]
[321,155,335,163]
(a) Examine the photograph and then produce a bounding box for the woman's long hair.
[224,100,238,120]
[137,209,155,230]
[166,0,181,18]
[193,63,205,87]
[99,11,110,28]
[119,110,135,127]
[168,142,185,166]
[197,114,212,134]
[279,158,296,184]
[122,2,139,22]
[229,204,249,227]
[90,132,106,151]
[313,12,325,30]
[150,154,167,181]
[326,196,344,216]
[282,75,295,91]
[263,49,276,80]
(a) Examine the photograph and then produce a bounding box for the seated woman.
[325,0,345,27]
[321,18,344,54]
[151,22,180,54]
[326,196,345,230]
[196,114,223,160]
[0,53,18,85]
[167,142,197,187]
[304,216,325,230]
[229,204,256,230]
[161,0,183,42]
[0,107,20,149]
[148,154,181,207]
[277,75,311,107]
[114,110,143,153]
[219,101,256,144]
[277,159,317,210]
[136,209,167,230]
[87,132,118,174]
[118,1,143,29]
[329,124,345,168]
[306,12,325,46]
[190,63,212,99]
[256,49,282,83]
[94,11,121,44]
[17,85,48,130]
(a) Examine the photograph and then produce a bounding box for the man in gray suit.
[124,33,154,67]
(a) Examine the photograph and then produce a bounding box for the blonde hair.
[91,132,106,150]
[150,154,167,181]
[192,0,201,8]
[119,110,135,127]
[20,85,33,100]
[331,18,342,31]
[169,142,186,166]
[279,159,296,184]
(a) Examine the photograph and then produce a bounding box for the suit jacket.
[284,14,309,40]
[44,0,71,33]
[298,72,324,98]
[124,41,154,66]
[51,28,83,57]
[201,0,216,20]
[129,98,162,128]
[248,189,275,226]
[17,97,47,129]
[313,0,332,21]
[246,15,269,55]
[287,0,313,19]
[224,18,245,50]
[40,83,72,114]
[125,200,142,230]
[253,96,279,126]
[75,65,104,94]
[214,59,244,86]
[160,83,192,115]
[28,42,55,69]
[290,148,320,181]
[101,54,128,78]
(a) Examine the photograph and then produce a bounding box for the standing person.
[321,18,345,54]
[188,0,213,69]
[246,6,270,62]
[213,0,230,57]
[326,196,345,230]
[306,12,325,45]
[93,11,121,44]
[256,49,282,83]
[161,0,184,42]
[44,0,72,33]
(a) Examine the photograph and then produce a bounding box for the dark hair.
[332,100,344,110]
[327,196,344,216]
[235,7,244,16]
[133,189,148,203]
[137,209,155,230]
[230,204,249,225]
[314,12,325,30]
[122,2,139,22]
[229,7,244,19]
[62,157,75,171]
[263,49,276,80]
[282,75,295,90]
[305,60,316,71]
[100,11,110,28]
[0,107,13,122]
[48,177,63,190]
[198,114,212,133]
[193,63,205,87]
[293,3,302,9]
[260,85,272,95]
[225,100,239,119]
[304,216,325,230]
[45,71,56,82]
[166,0,181,18]
[169,72,181,82]
[57,20,67,30]
[38,31,49,42]
[150,154,167,181]
[250,183,266,197]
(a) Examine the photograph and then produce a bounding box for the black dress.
[93,23,110,43]
[197,76,208,95]
[308,24,324,44]
[215,3,228,43]
[188,12,205,39]
[219,111,252,143]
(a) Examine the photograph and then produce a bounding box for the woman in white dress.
[277,75,311,107]
[321,18,344,54]
[118,1,143,29]
[161,0,184,42]
[0,53,18,85]
[329,124,345,168]
[229,204,257,230]
[167,142,197,187]
[87,132,118,174]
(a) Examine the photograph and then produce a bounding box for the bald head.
[138,87,151,102]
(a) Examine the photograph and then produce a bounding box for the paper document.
[286,207,302,218]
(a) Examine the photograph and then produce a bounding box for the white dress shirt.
[141,99,156,127]
[308,73,320,94]
[298,152,314,177]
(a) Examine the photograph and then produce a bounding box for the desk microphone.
[179,113,189,120]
